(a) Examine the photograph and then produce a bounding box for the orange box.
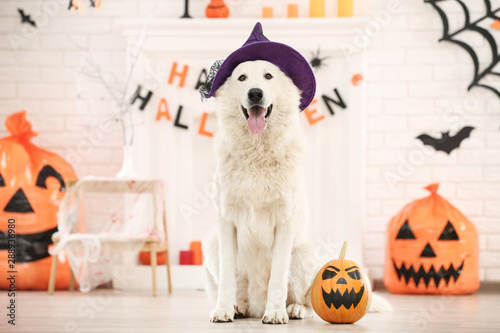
[190,241,203,265]
[309,0,324,17]
[287,4,298,17]
[191,250,203,265]
[190,241,202,252]
[262,7,273,18]
[338,0,353,17]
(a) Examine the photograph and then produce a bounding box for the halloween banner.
[131,50,362,138]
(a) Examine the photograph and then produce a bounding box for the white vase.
[116,145,138,179]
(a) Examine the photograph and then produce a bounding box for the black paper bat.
[18,9,36,28]
[417,126,474,154]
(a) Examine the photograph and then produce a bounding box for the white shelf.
[118,17,370,53]
[114,265,205,291]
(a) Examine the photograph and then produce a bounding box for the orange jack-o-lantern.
[0,111,77,290]
[205,0,230,18]
[384,183,480,295]
[311,242,372,324]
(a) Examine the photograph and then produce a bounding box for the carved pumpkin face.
[384,183,480,295]
[311,243,372,323]
[0,111,76,289]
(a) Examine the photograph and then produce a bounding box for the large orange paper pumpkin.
[0,111,77,290]
[311,242,372,324]
[384,183,480,295]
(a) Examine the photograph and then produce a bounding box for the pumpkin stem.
[339,241,348,259]
[424,183,440,194]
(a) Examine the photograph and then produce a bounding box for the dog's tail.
[369,292,393,313]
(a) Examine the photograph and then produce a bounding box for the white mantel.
[120,18,369,48]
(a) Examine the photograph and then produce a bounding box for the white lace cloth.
[50,177,166,292]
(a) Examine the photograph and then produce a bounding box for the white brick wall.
[0,0,499,282]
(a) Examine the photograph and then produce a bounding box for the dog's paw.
[286,303,309,319]
[209,307,235,323]
[262,308,289,324]
[234,304,248,319]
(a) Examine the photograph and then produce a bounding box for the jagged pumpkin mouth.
[322,284,365,310]
[392,259,465,287]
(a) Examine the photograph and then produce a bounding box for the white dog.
[203,59,314,324]
[201,22,391,325]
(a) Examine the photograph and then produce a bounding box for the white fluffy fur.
[203,60,314,324]
[203,60,392,325]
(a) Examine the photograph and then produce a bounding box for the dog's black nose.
[248,88,263,103]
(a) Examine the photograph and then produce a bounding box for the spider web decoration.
[424,0,500,98]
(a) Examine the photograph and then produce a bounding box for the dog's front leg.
[262,222,294,324]
[210,219,237,322]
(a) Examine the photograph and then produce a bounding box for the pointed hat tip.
[244,22,268,45]
[424,183,440,194]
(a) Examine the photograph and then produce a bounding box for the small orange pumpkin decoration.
[205,0,229,18]
[384,183,480,295]
[311,241,372,324]
[0,111,77,290]
[351,73,364,87]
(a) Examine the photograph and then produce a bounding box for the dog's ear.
[199,59,224,99]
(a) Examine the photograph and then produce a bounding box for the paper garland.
[130,60,357,137]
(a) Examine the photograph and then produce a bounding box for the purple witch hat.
[200,22,316,111]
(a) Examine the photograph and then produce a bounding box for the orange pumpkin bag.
[384,183,480,295]
[0,111,77,290]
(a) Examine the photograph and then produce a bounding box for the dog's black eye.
[238,75,247,82]
[265,73,273,80]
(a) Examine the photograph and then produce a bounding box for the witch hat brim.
[201,22,316,111]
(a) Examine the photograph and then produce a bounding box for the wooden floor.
[8,286,500,332]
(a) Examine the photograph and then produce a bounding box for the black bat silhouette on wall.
[18,9,37,28]
[417,126,475,154]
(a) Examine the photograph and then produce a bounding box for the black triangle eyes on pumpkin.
[438,221,460,241]
[322,266,339,280]
[36,165,65,191]
[396,220,416,239]
[0,173,5,187]
[346,266,362,280]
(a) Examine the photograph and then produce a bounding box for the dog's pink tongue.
[248,107,266,134]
